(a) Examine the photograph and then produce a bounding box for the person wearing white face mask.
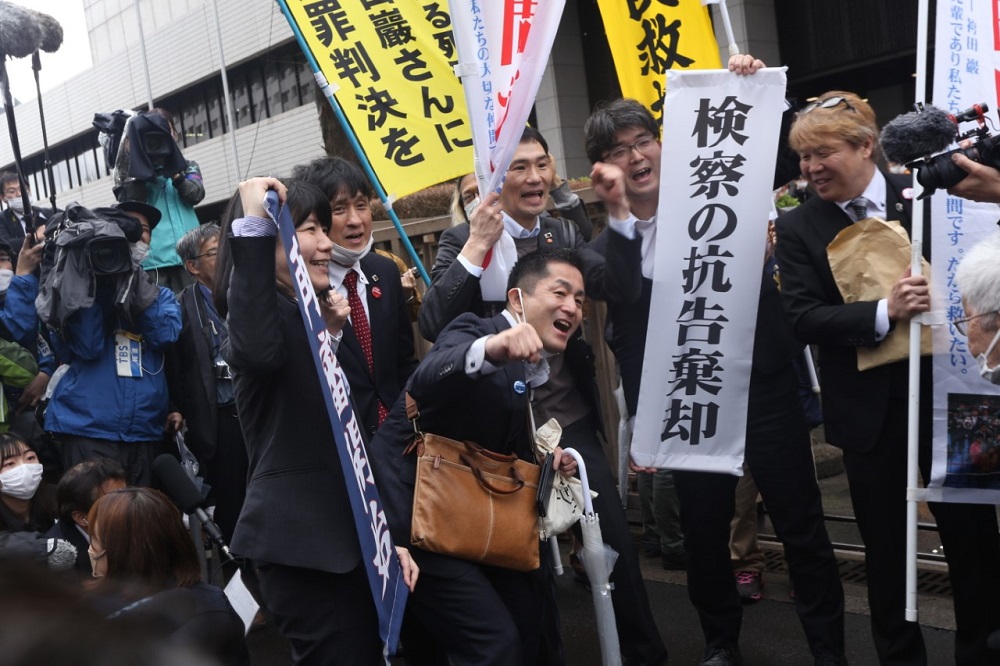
[291,157,418,441]
[0,433,77,570]
[0,174,53,260]
[955,233,1000,384]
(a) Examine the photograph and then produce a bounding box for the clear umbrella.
[561,447,621,666]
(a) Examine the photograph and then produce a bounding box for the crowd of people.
[2,52,1000,666]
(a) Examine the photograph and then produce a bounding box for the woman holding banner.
[218,177,418,664]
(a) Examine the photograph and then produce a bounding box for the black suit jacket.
[774,171,929,452]
[418,215,640,342]
[0,207,54,259]
[224,236,361,573]
[167,284,220,463]
[336,253,417,440]
[369,312,533,578]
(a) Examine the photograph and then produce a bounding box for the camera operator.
[0,234,56,459]
[40,201,181,485]
[947,153,1000,203]
[118,109,205,294]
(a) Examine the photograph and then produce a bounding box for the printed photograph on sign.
[945,393,1000,489]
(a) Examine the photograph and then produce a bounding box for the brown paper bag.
[826,217,932,371]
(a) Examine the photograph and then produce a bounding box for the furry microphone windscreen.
[0,1,62,59]
[29,7,63,53]
[880,105,958,165]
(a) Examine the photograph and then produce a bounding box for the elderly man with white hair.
[955,233,1000,385]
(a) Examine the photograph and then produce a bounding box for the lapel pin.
[901,188,913,201]
[543,231,554,244]
[895,202,905,212]
[513,380,526,394]
[371,273,379,282]
[371,286,382,299]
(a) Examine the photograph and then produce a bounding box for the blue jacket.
[45,285,181,442]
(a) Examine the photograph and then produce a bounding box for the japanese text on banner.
[596,0,721,126]
[287,1,472,196]
[630,69,786,474]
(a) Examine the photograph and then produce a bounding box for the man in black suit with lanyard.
[417,126,665,665]
[293,157,418,441]
[775,90,1000,665]
[370,248,582,666]
[584,55,846,666]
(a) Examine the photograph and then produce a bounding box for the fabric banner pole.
[702,0,740,57]
[273,0,431,286]
[904,0,932,626]
[264,190,409,655]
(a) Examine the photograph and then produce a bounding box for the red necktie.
[344,270,389,425]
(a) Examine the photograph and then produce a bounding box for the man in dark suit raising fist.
[584,54,846,666]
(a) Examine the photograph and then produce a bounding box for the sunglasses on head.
[799,96,856,115]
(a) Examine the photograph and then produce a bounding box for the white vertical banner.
[447,0,565,299]
[447,0,565,195]
[926,0,1000,503]
[631,68,787,473]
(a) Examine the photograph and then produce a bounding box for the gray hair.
[176,222,220,263]
[956,232,1000,331]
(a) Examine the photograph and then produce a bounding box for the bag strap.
[403,392,423,454]
[527,388,541,463]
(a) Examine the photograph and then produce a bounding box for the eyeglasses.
[799,96,856,115]
[953,310,999,336]
[603,135,658,163]
[194,249,218,260]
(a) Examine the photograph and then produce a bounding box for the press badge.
[115,331,143,378]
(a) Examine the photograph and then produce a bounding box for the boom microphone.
[0,1,43,58]
[880,105,957,165]
[153,454,234,562]
[29,7,63,54]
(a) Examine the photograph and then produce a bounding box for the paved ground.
[245,443,977,664]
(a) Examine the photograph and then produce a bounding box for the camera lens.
[86,237,132,275]
[916,147,977,192]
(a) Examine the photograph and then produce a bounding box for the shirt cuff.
[457,253,485,278]
[329,329,343,353]
[231,215,277,237]
[549,180,579,209]
[465,335,500,376]
[874,299,891,341]
[607,213,638,240]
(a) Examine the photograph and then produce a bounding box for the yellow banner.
[597,0,721,125]
[285,1,473,197]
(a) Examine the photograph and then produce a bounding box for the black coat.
[224,236,361,573]
[167,284,221,463]
[773,171,926,452]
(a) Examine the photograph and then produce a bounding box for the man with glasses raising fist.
[776,90,1000,665]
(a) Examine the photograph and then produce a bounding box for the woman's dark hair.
[56,457,126,524]
[284,179,333,231]
[213,178,333,317]
[0,432,32,466]
[88,488,201,594]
